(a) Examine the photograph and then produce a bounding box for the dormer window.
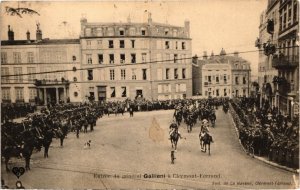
[108,27,114,36]
[119,29,125,36]
[141,29,146,35]
[129,28,136,35]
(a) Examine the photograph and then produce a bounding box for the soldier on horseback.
[169,120,181,139]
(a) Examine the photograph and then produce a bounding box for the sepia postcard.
[1,0,299,189]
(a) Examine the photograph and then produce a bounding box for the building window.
[216,89,219,96]
[110,87,116,97]
[180,84,186,92]
[121,86,127,97]
[129,28,136,35]
[174,68,178,79]
[142,53,147,62]
[120,40,125,48]
[142,69,147,80]
[109,54,114,64]
[108,28,114,36]
[119,30,124,36]
[182,68,186,79]
[174,54,178,63]
[29,88,37,100]
[121,69,126,80]
[15,88,24,100]
[293,2,298,23]
[131,54,136,63]
[13,52,21,63]
[208,76,211,83]
[165,41,170,49]
[27,52,34,63]
[132,69,136,80]
[235,76,239,85]
[141,29,146,35]
[131,40,135,48]
[2,88,10,100]
[1,52,7,64]
[175,41,178,49]
[243,77,246,84]
[110,69,115,80]
[87,70,93,80]
[27,67,36,81]
[182,42,186,50]
[224,75,227,84]
[98,54,103,64]
[224,89,227,96]
[109,40,114,48]
[14,67,22,82]
[243,89,246,96]
[120,54,125,64]
[86,40,91,48]
[72,56,76,61]
[216,76,219,83]
[1,67,9,83]
[97,40,103,48]
[166,68,170,79]
[87,54,92,64]
[165,30,169,35]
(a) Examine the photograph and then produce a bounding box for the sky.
[1,0,268,78]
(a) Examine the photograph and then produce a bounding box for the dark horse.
[42,129,54,158]
[170,130,182,150]
[199,132,213,155]
[2,129,42,171]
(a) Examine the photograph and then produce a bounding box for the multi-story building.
[257,0,299,119]
[274,0,299,118]
[79,14,192,101]
[1,14,192,104]
[194,49,251,98]
[1,25,81,105]
[257,0,280,108]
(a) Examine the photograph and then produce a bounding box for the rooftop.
[1,39,80,46]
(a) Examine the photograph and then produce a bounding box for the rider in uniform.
[200,119,212,141]
[169,120,182,139]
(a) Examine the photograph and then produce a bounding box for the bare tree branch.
[5,6,40,18]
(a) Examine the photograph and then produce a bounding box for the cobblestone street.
[1,109,297,189]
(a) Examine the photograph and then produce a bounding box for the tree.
[5,6,40,18]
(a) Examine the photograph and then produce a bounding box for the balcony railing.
[272,54,299,69]
[35,79,70,86]
[272,76,291,94]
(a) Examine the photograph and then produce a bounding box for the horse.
[199,132,213,155]
[2,128,42,171]
[42,129,54,158]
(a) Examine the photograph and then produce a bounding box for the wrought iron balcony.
[34,79,70,86]
[272,54,299,69]
[272,76,291,95]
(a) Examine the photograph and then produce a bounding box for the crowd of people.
[1,104,36,122]
[230,97,299,169]
[1,96,298,176]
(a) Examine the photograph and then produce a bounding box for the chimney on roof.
[210,51,214,59]
[36,23,42,41]
[26,30,30,41]
[234,51,239,57]
[203,51,208,60]
[184,19,190,38]
[148,12,152,24]
[8,25,14,41]
[220,48,226,56]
